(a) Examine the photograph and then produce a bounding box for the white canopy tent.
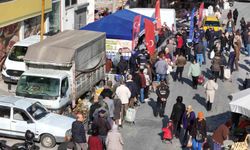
[229,88,250,117]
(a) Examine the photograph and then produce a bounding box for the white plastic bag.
[210,50,215,59]
[224,68,231,79]
[125,108,136,123]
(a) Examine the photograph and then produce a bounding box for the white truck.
[15,30,106,112]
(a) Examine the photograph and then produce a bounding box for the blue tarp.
[80,9,155,40]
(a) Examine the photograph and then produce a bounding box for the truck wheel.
[41,134,56,148]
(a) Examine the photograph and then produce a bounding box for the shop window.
[0,106,10,119]
[65,0,77,7]
[71,0,77,5]
[65,0,70,7]
[0,0,14,3]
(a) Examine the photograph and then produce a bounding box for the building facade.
[0,0,52,59]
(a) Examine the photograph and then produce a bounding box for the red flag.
[155,0,161,29]
[198,2,204,28]
[132,15,141,50]
[144,18,155,56]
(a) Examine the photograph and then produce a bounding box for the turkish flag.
[132,15,141,50]
[144,18,155,56]
[198,2,204,28]
[155,0,161,29]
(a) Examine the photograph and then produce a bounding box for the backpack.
[157,85,169,101]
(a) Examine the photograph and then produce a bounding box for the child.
[88,127,103,150]
[162,120,174,144]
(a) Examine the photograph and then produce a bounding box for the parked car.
[0,96,74,148]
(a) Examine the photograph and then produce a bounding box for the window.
[0,106,10,119]
[13,108,30,121]
[61,77,69,96]
[65,0,77,7]
[0,0,14,3]
[65,0,70,7]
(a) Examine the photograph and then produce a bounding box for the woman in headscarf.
[106,124,124,150]
[191,112,207,150]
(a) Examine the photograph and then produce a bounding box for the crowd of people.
[64,5,250,150]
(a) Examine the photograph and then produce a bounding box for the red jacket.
[177,36,183,49]
[88,136,103,150]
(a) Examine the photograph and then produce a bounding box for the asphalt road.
[0,1,249,150]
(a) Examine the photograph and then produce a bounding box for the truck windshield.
[16,75,60,100]
[205,21,220,27]
[27,102,49,120]
[9,46,27,62]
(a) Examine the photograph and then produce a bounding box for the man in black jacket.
[72,113,86,150]
[170,96,186,138]
[126,74,139,107]
[156,80,170,117]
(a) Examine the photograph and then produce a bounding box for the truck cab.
[16,69,71,111]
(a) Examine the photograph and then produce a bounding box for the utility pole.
[40,0,45,41]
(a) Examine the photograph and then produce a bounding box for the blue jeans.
[213,141,222,150]
[196,54,204,65]
[247,44,250,57]
[192,139,202,150]
[156,74,166,82]
[140,88,144,103]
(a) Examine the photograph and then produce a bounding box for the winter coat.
[126,80,138,98]
[177,36,183,49]
[191,119,207,142]
[211,56,221,72]
[106,128,124,150]
[188,63,201,77]
[113,99,122,120]
[212,124,229,145]
[139,72,146,88]
[115,84,131,104]
[170,102,186,122]
[88,136,103,150]
[195,42,204,54]
[182,111,196,130]
[89,103,102,122]
[155,58,168,75]
[117,59,128,75]
[71,121,86,143]
[234,39,241,61]
[204,80,218,103]
[175,55,187,67]
[133,72,141,90]
[93,117,111,136]
[100,88,113,99]
[103,98,115,118]
[233,9,238,20]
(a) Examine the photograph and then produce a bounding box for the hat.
[198,112,204,120]
[98,109,106,114]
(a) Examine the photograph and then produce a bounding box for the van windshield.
[9,46,28,62]
[16,75,60,100]
[27,102,49,120]
[205,21,220,27]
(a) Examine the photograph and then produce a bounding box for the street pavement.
[0,1,249,150]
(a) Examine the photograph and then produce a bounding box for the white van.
[2,35,41,83]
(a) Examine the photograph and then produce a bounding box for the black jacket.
[170,102,186,122]
[126,80,138,98]
[72,121,86,143]
[100,88,113,99]
[191,119,207,142]
[93,117,111,136]
[89,103,101,122]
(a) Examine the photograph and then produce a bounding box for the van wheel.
[41,134,56,148]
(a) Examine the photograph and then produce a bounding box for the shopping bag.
[125,108,136,123]
[210,50,215,59]
[187,136,192,148]
[224,68,231,79]
[198,75,205,85]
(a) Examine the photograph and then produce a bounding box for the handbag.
[210,50,215,59]
[224,67,231,79]
[197,75,205,85]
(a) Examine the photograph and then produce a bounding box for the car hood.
[38,113,74,130]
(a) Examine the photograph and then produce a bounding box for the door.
[60,77,70,108]
[0,106,11,135]
[74,7,87,29]
[11,108,36,138]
